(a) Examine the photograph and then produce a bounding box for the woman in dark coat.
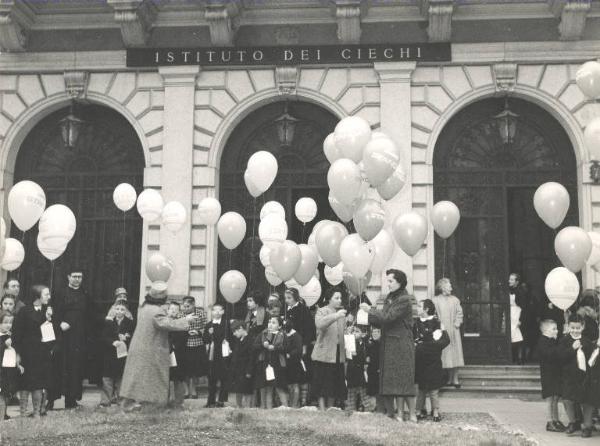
[12,285,53,417]
[361,269,417,422]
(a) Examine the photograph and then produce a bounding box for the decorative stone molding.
[334,0,363,44]
[205,1,239,47]
[373,62,416,84]
[0,0,33,52]
[419,0,454,42]
[492,63,517,94]
[107,0,156,47]
[548,0,590,41]
[63,71,89,99]
[275,66,299,95]
[159,66,200,87]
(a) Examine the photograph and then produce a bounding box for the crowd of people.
[0,266,599,439]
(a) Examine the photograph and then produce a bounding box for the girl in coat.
[12,285,53,418]
[254,316,288,408]
[0,310,22,420]
[283,319,305,407]
[432,278,464,388]
[99,300,134,407]
[228,320,254,408]
[180,296,208,399]
[414,299,450,422]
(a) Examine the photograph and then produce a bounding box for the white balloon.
[161,201,187,233]
[259,245,272,267]
[247,151,278,194]
[285,278,301,290]
[545,267,580,310]
[38,204,77,251]
[217,212,246,250]
[576,60,600,99]
[300,276,322,307]
[295,197,317,224]
[307,231,323,263]
[1,238,25,271]
[324,262,344,286]
[260,201,285,221]
[37,233,66,261]
[197,198,221,226]
[584,116,600,161]
[323,132,343,164]
[137,189,164,221]
[340,233,374,278]
[369,229,395,274]
[8,180,46,232]
[113,183,137,212]
[265,265,283,286]
[334,116,372,163]
[259,213,288,249]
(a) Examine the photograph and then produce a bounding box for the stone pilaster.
[158,66,200,295]
[373,62,417,292]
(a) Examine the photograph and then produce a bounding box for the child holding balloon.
[253,316,288,409]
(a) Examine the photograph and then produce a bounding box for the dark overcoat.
[101,317,135,379]
[536,335,561,398]
[414,318,450,391]
[557,334,593,402]
[368,289,416,396]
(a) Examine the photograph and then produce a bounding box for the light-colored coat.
[432,295,464,368]
[120,301,189,404]
[311,306,346,364]
[368,289,416,396]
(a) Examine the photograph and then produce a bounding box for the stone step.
[439,385,542,399]
[460,376,541,388]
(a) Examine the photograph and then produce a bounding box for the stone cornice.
[205,1,239,47]
[374,62,417,83]
[159,66,201,87]
[419,0,455,43]
[0,0,34,52]
[334,0,364,44]
[548,0,591,41]
[107,0,156,47]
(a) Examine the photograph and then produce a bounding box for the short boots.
[565,422,581,434]
[581,427,593,438]
[546,421,565,432]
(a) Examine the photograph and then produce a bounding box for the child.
[537,319,565,432]
[345,325,369,413]
[365,327,381,412]
[99,301,134,407]
[203,303,229,408]
[1,295,15,314]
[414,299,449,422]
[180,296,207,399]
[283,319,305,408]
[228,320,254,408]
[253,316,288,409]
[557,313,595,437]
[0,310,23,421]
[167,302,186,407]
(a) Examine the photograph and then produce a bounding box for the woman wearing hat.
[120,283,197,410]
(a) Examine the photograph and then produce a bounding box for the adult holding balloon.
[360,269,417,422]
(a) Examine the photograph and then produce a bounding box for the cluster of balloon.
[132,187,188,234]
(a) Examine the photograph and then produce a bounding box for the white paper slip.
[265,365,275,381]
[41,321,56,342]
[300,359,306,372]
[116,341,128,358]
[344,334,356,354]
[364,371,369,383]
[170,351,177,367]
[2,347,17,368]
[222,340,231,358]
[356,309,369,326]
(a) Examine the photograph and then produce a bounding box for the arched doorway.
[12,104,145,381]
[433,97,578,364]
[218,101,338,309]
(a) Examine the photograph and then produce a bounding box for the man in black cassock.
[50,266,89,409]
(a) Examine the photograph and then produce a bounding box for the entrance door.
[218,101,337,310]
[434,98,578,364]
[12,104,144,382]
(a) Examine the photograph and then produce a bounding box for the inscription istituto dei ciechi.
[126,43,451,67]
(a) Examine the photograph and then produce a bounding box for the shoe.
[3,415,10,420]
[553,421,567,431]
[98,403,110,408]
[417,410,427,421]
[204,403,215,408]
[45,401,54,411]
[566,422,581,434]
[581,427,593,438]
[432,413,441,422]
[547,421,562,432]
[215,402,224,408]
[452,383,462,389]
[184,394,191,400]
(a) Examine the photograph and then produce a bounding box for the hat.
[114,287,128,298]
[149,281,168,299]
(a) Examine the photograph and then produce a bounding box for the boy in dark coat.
[536,319,564,432]
[414,299,450,422]
[365,327,381,412]
[203,303,230,408]
[228,320,254,408]
[253,316,288,409]
[557,313,595,437]
[99,301,134,407]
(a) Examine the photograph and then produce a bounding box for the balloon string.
[49,260,54,297]
[249,199,257,294]
[442,238,447,279]
[302,223,306,244]
[121,211,126,286]
[229,250,232,270]
[17,230,26,283]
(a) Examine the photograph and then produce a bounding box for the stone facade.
[1,48,599,306]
